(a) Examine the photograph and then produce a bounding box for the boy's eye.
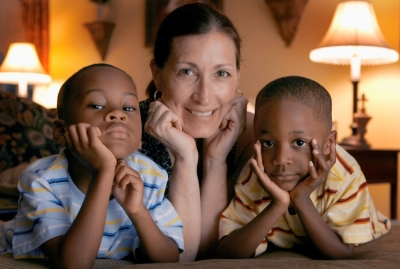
[261,140,274,148]
[293,140,307,147]
[123,106,136,112]
[216,70,230,77]
[89,104,104,110]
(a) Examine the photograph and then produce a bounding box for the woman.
[140,3,254,261]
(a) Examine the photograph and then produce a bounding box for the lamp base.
[339,111,372,149]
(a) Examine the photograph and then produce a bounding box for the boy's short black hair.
[255,76,332,127]
[57,63,134,122]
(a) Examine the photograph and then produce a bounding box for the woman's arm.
[144,101,201,262]
[197,97,249,259]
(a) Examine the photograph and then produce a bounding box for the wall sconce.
[310,1,398,149]
[0,42,51,98]
[84,0,115,61]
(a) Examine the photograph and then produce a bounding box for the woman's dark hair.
[146,2,242,100]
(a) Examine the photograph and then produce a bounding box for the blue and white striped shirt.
[10,149,184,259]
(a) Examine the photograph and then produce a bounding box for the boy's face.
[254,99,332,191]
[69,66,141,159]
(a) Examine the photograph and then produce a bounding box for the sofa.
[1,90,399,268]
[0,220,399,268]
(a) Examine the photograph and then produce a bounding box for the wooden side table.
[346,149,399,219]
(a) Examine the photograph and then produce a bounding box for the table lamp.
[309,0,398,149]
[0,42,51,98]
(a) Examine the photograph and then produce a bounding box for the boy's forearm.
[292,196,354,259]
[215,202,287,259]
[129,208,179,263]
[43,169,115,268]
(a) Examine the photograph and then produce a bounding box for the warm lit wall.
[0,1,25,60]
[50,0,400,144]
[0,0,394,218]
[50,0,152,101]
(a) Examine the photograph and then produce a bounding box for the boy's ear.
[53,119,66,145]
[322,130,337,155]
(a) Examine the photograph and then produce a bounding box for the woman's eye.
[216,70,230,77]
[293,140,307,147]
[261,140,274,148]
[179,68,194,76]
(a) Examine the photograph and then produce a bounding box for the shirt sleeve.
[128,153,184,254]
[319,162,391,245]
[12,170,72,259]
[219,160,268,256]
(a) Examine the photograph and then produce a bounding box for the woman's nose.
[106,109,127,122]
[192,78,211,105]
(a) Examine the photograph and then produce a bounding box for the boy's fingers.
[308,161,318,180]
[254,141,263,167]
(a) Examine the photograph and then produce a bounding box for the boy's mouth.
[270,174,296,181]
[104,124,130,138]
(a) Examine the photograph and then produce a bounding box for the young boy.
[0,64,183,266]
[216,76,390,259]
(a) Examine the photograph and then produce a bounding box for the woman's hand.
[204,96,248,163]
[144,101,197,161]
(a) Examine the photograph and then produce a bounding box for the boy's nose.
[273,146,292,165]
[106,109,127,122]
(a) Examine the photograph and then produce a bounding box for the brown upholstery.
[0,221,399,269]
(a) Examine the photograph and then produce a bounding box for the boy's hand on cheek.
[64,123,116,171]
[112,160,146,215]
[250,141,290,208]
[290,139,336,201]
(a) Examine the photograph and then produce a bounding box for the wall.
[1,0,399,218]
[0,0,25,61]
[48,0,400,148]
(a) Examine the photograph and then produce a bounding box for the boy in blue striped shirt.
[0,63,183,266]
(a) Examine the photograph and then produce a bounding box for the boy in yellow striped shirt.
[217,76,390,259]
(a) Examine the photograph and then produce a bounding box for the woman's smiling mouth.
[189,109,214,117]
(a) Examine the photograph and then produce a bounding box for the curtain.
[20,0,49,72]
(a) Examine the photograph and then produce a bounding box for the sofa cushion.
[0,90,62,173]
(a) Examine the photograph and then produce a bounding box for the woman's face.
[152,31,240,138]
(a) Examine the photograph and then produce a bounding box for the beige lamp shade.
[309,1,398,67]
[0,42,51,97]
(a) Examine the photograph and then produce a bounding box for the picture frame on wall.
[145,0,223,47]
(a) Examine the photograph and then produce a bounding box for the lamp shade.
[310,1,398,66]
[0,43,51,97]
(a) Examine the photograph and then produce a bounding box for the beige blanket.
[0,221,399,268]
